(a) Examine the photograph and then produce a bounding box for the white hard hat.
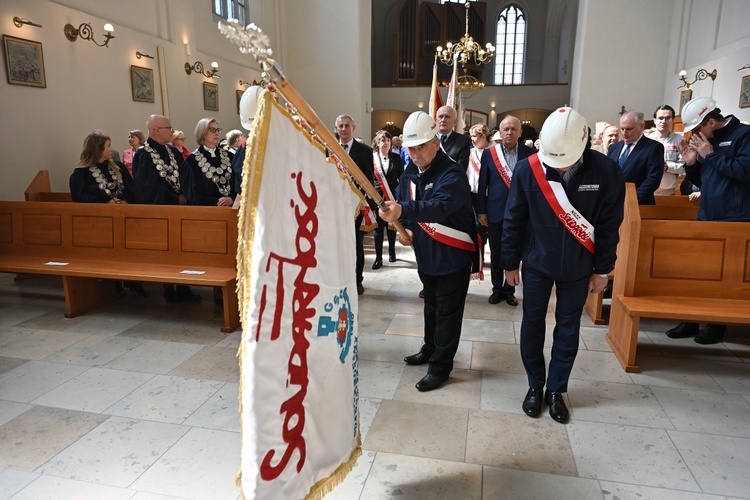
[537,107,588,169]
[681,97,717,132]
[491,131,501,142]
[239,86,264,130]
[402,111,438,147]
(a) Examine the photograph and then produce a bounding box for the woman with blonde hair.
[171,130,191,161]
[182,117,236,207]
[70,133,147,296]
[70,133,135,204]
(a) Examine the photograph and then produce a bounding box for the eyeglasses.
[156,126,174,131]
[173,137,186,141]
[208,127,222,134]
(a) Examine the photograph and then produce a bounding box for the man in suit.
[436,105,471,171]
[607,110,664,205]
[335,114,375,295]
[477,115,534,306]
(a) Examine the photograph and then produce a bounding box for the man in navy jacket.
[380,111,477,392]
[665,97,750,344]
[477,114,535,306]
[503,108,625,423]
[607,110,664,205]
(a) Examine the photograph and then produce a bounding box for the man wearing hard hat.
[379,111,479,392]
[664,97,750,345]
[502,107,625,423]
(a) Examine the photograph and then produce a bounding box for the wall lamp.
[135,51,154,60]
[239,78,264,87]
[13,17,42,28]
[185,61,219,78]
[678,68,717,89]
[738,64,750,72]
[64,22,115,48]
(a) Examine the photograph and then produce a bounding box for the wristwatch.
[596,273,609,279]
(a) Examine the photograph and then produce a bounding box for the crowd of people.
[67,95,749,422]
[69,114,247,303]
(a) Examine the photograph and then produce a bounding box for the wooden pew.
[583,193,699,325]
[605,184,750,372]
[24,170,72,202]
[0,201,239,332]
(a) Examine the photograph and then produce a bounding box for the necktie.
[619,144,632,167]
[440,135,447,146]
[342,143,349,152]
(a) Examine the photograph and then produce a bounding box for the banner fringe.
[304,441,362,500]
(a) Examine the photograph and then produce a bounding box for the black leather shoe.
[602,284,612,299]
[176,285,202,302]
[389,254,397,263]
[666,322,699,339]
[545,390,569,423]
[505,294,518,306]
[418,289,424,298]
[415,373,448,392]
[488,292,504,304]
[357,283,364,295]
[694,324,725,344]
[522,387,544,417]
[372,259,382,270]
[404,351,431,365]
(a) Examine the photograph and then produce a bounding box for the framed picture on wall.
[740,75,750,109]
[236,89,244,114]
[679,88,692,115]
[464,109,489,129]
[130,65,155,103]
[204,82,219,111]
[3,35,46,88]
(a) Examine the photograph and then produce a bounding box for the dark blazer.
[476,143,535,223]
[346,139,375,210]
[607,136,664,205]
[441,131,472,172]
[373,151,404,199]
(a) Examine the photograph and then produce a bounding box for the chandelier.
[457,70,484,99]
[436,3,495,68]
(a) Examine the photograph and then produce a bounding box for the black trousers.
[519,268,589,392]
[373,217,396,260]
[418,263,472,378]
[488,221,514,296]
[355,214,365,285]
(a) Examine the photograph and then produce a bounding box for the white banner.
[236,91,362,499]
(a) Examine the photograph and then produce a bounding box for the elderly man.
[503,108,625,423]
[477,115,534,306]
[648,105,685,196]
[133,114,200,302]
[607,110,664,205]
[436,105,471,171]
[665,97,750,344]
[380,111,478,392]
[335,114,375,295]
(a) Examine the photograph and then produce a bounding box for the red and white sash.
[467,148,482,193]
[410,181,476,252]
[372,153,396,202]
[529,154,595,253]
[489,145,513,189]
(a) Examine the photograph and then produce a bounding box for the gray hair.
[335,114,355,126]
[194,117,217,145]
[225,129,243,147]
[622,110,645,124]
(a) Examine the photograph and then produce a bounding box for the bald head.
[146,114,173,145]
[498,115,522,150]
[436,106,458,135]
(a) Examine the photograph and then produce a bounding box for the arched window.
[495,5,526,85]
